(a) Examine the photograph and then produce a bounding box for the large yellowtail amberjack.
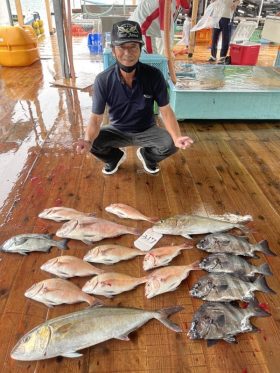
[11,306,183,361]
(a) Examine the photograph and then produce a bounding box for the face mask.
[116,59,139,73]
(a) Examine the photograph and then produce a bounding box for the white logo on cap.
[117,24,139,38]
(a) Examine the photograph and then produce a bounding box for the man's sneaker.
[136,148,160,174]
[217,57,226,64]
[208,56,216,63]
[102,150,126,175]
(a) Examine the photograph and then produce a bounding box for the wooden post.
[163,0,176,84]
[45,0,55,35]
[15,0,24,27]
[5,0,14,26]
[188,0,199,57]
[53,0,70,78]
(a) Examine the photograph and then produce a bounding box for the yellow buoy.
[0,25,40,67]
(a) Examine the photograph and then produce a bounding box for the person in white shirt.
[208,0,240,64]
[129,0,189,54]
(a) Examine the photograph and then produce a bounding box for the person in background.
[176,6,192,53]
[76,20,193,175]
[208,0,240,64]
[129,0,189,54]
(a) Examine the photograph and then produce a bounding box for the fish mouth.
[11,344,26,360]
[143,254,155,270]
[25,283,44,298]
[187,322,201,339]
[196,241,208,249]
[82,280,97,293]
[189,289,198,297]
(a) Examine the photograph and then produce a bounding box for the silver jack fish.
[196,233,276,257]
[56,218,141,244]
[39,207,95,222]
[11,305,183,361]
[0,234,68,255]
[152,215,248,239]
[199,253,273,278]
[188,300,270,345]
[190,273,276,302]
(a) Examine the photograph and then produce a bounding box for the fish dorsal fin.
[55,323,73,335]
[181,234,192,239]
[116,334,130,341]
[61,351,83,358]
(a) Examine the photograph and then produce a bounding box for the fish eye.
[23,335,31,343]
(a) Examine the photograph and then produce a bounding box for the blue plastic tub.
[88,33,103,54]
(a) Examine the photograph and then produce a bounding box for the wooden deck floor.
[0,34,280,373]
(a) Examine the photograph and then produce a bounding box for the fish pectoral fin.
[61,351,83,358]
[55,323,73,335]
[15,237,29,246]
[116,334,130,341]
[57,270,70,278]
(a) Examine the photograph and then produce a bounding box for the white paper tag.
[134,228,163,251]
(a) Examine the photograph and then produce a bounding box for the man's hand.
[174,136,194,149]
[75,138,92,155]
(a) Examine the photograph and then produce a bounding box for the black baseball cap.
[111,20,144,46]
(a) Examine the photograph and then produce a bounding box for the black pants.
[91,125,177,164]
[211,17,232,59]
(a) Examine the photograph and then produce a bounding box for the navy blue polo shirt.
[92,62,169,133]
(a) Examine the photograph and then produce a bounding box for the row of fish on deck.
[0,204,276,360]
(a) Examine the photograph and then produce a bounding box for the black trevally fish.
[196,233,276,257]
[188,300,270,345]
[189,273,276,302]
[199,253,273,278]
